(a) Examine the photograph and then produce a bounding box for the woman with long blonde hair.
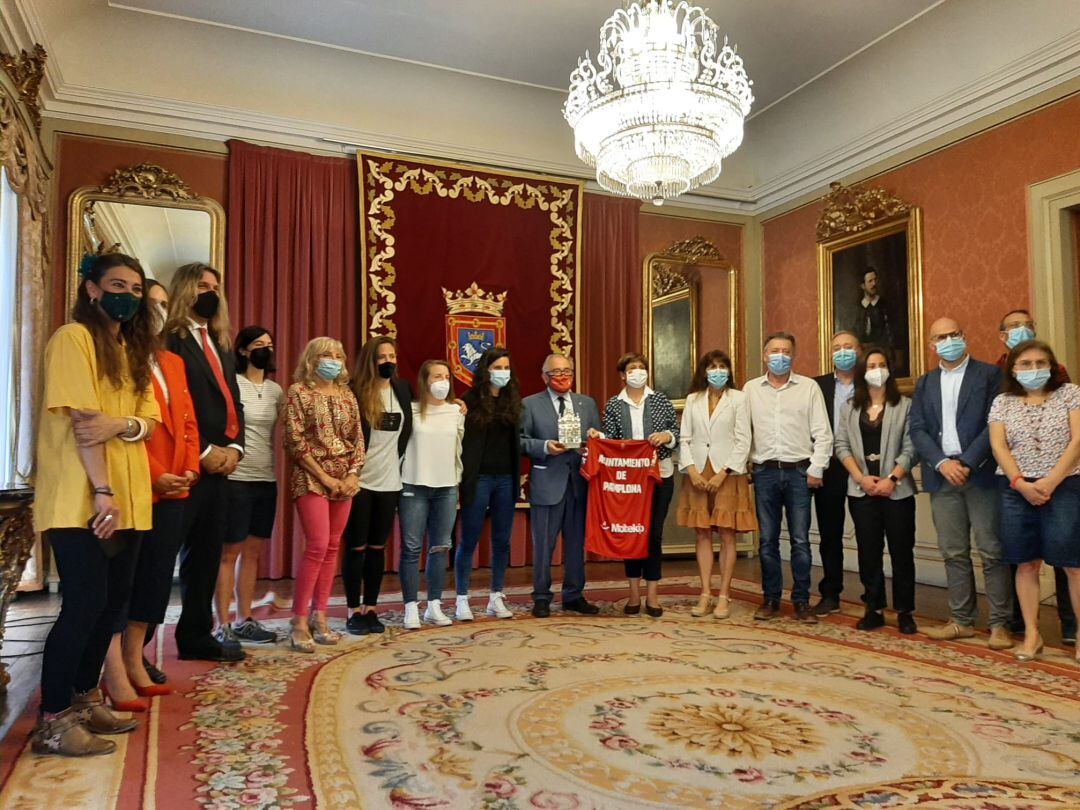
[284,337,365,652]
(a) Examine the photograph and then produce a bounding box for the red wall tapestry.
[357,151,582,397]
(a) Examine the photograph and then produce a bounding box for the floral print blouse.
[989,383,1080,479]
[284,382,366,499]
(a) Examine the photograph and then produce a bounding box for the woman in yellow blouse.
[284,337,365,652]
[33,253,160,757]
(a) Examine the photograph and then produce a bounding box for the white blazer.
[678,388,752,475]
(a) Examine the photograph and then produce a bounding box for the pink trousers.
[292,493,352,616]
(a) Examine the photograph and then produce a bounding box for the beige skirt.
[676,461,758,532]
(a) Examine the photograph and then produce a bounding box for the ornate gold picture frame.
[66,163,225,312]
[816,182,924,392]
[643,236,737,409]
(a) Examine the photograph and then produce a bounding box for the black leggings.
[341,488,400,609]
[41,529,138,714]
[625,476,675,582]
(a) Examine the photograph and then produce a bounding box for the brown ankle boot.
[72,688,139,734]
[31,708,117,757]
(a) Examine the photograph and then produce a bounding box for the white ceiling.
[93,201,211,286]
[112,0,941,113]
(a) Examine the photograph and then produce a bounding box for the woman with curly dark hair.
[454,348,522,621]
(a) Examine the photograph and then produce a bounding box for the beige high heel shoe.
[713,595,731,620]
[690,594,714,617]
[289,619,315,653]
[1013,636,1044,663]
[310,615,342,645]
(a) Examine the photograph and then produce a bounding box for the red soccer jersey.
[581,437,662,560]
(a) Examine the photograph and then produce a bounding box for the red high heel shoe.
[101,683,148,712]
[134,683,173,697]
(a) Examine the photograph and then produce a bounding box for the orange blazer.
[147,349,201,502]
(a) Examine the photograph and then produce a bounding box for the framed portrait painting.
[816,183,924,391]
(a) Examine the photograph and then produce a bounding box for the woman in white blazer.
[677,350,758,619]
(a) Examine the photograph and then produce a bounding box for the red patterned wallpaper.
[762,93,1080,375]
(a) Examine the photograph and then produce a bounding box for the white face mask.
[625,369,648,389]
[429,379,451,401]
[864,367,890,389]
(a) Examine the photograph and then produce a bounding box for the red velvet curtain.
[580,193,642,405]
[225,139,359,579]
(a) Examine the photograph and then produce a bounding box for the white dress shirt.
[743,373,833,478]
[616,386,676,477]
[150,356,169,406]
[939,355,969,458]
[548,387,574,415]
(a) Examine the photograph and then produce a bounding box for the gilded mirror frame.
[816,182,924,393]
[643,236,737,409]
[66,163,225,312]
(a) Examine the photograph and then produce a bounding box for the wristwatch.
[888,474,900,484]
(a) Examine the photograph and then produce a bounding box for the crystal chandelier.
[564,0,753,204]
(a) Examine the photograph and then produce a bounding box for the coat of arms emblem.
[443,283,508,386]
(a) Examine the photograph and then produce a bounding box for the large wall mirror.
[66,163,225,308]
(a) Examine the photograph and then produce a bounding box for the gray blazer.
[833,395,918,500]
[520,390,602,506]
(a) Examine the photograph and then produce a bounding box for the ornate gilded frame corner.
[643,236,736,409]
[66,163,226,312]
[0,44,46,133]
[816,182,924,393]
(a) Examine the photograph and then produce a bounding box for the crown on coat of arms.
[442,282,508,316]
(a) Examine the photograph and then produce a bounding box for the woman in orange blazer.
[101,280,201,707]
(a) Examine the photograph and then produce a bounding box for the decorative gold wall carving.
[0,490,35,691]
[659,235,727,263]
[0,44,46,133]
[99,162,197,201]
[816,181,912,242]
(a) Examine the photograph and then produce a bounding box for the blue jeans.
[753,465,813,604]
[456,475,516,595]
[398,484,458,603]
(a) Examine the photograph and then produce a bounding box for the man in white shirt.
[910,317,1013,648]
[743,332,833,623]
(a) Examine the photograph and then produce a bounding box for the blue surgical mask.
[1015,368,1051,391]
[706,368,729,389]
[1005,326,1035,349]
[935,336,967,362]
[490,369,511,389]
[767,353,792,375]
[316,359,343,381]
[832,348,858,372]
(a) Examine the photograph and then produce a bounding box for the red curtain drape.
[226,139,359,579]
[580,193,643,405]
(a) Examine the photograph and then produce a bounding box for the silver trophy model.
[558,411,582,449]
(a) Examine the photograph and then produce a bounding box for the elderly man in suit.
[520,353,602,617]
[910,316,1013,649]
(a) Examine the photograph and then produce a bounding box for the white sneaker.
[455,595,474,621]
[424,600,453,626]
[486,592,513,619]
[403,602,421,630]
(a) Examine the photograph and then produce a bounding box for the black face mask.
[248,347,273,370]
[98,291,141,323]
[193,290,220,319]
[377,361,396,380]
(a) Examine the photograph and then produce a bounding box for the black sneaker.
[563,597,600,615]
[214,625,243,650]
[812,597,841,616]
[345,612,369,636]
[897,612,918,635]
[364,611,386,634]
[856,610,885,631]
[794,604,818,624]
[233,618,277,644]
[532,601,551,618]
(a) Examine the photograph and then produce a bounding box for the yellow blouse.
[34,323,160,533]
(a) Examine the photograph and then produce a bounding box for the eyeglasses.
[932,331,963,342]
[544,369,574,378]
[1003,320,1035,331]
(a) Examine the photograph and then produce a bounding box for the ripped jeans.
[398,483,458,603]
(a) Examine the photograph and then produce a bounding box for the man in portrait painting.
[855,267,893,351]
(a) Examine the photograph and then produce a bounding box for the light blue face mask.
[832,348,858,372]
[489,369,511,389]
[1015,368,1051,391]
[934,335,966,362]
[1005,326,1035,349]
[767,353,792,375]
[316,359,343,380]
[706,368,729,389]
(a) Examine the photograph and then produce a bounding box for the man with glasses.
[994,309,1075,647]
[520,353,602,617]
[910,317,1013,648]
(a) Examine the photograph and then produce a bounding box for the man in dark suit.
[166,263,245,662]
[811,331,861,616]
[910,316,1013,649]
[520,353,602,617]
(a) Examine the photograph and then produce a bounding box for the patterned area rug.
[2,579,1079,809]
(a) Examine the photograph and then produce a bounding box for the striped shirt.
[231,375,284,482]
